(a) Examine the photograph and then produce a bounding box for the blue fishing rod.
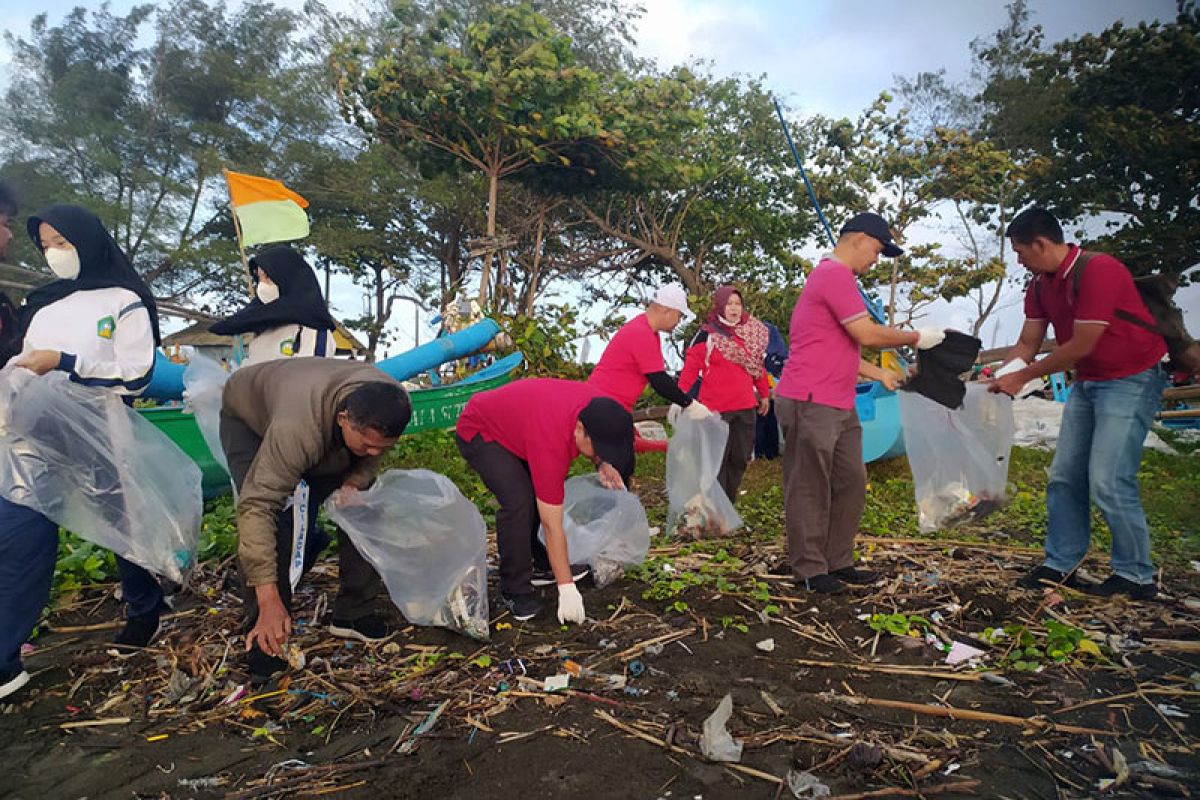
[772,97,887,325]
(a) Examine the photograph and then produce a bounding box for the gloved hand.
[557,583,586,625]
[667,403,683,426]
[914,327,946,350]
[684,400,712,420]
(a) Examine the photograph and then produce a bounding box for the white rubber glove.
[684,400,712,420]
[557,583,586,625]
[667,403,683,426]
[914,327,946,350]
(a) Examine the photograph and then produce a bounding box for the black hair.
[0,180,17,218]
[339,382,411,438]
[1005,207,1064,245]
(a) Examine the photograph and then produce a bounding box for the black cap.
[840,212,904,258]
[578,397,635,485]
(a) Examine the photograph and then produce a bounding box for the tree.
[333,2,633,308]
[0,0,340,312]
[980,2,1200,278]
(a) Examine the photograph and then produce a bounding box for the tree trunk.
[478,169,499,308]
[524,208,546,316]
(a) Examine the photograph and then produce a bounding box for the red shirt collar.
[1055,244,1082,282]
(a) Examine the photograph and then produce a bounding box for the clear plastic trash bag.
[325,469,490,640]
[899,383,1015,532]
[0,367,202,582]
[666,415,743,539]
[538,474,650,588]
[182,353,230,473]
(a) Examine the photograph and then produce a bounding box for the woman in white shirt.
[210,245,336,365]
[2,205,168,702]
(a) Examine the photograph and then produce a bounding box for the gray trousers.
[777,397,867,579]
[718,409,757,502]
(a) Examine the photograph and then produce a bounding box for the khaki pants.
[777,397,867,579]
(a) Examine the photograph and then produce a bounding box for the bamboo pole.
[831,694,1113,736]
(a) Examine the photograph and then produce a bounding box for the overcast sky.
[2,0,1191,355]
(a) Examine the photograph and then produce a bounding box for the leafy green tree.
[980,2,1200,277]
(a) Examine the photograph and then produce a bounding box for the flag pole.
[224,169,256,298]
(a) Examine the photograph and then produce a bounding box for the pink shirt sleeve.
[823,268,868,325]
[529,443,571,505]
[1072,257,1123,325]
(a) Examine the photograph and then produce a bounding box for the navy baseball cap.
[841,212,904,258]
[578,397,635,485]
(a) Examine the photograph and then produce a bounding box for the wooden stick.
[1054,687,1200,715]
[49,610,194,634]
[792,658,982,682]
[830,694,1113,736]
[613,628,696,662]
[1143,638,1200,654]
[595,710,782,785]
[60,717,131,730]
[827,780,981,800]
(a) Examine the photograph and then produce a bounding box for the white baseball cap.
[651,283,694,321]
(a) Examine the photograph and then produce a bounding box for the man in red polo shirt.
[456,380,635,623]
[776,212,945,594]
[588,283,711,419]
[992,208,1168,600]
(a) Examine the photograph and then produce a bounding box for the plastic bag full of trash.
[899,383,1015,532]
[0,367,202,583]
[325,469,490,640]
[182,352,230,474]
[666,415,742,539]
[538,474,650,588]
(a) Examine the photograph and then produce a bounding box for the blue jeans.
[0,496,164,674]
[1044,365,1168,583]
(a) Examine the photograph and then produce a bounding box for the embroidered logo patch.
[97,316,116,339]
[280,338,295,356]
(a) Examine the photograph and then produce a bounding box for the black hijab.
[209,245,335,336]
[23,204,162,345]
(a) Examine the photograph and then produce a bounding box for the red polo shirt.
[1025,245,1166,382]
[457,378,600,505]
[587,313,666,410]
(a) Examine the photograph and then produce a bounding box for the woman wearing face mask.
[678,286,772,503]
[1,205,166,699]
[209,245,336,366]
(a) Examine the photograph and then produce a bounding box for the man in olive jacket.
[221,358,410,679]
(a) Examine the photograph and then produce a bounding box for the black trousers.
[718,408,758,502]
[456,433,550,598]
[220,412,384,626]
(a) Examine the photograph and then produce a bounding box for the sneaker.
[328,614,392,643]
[0,668,30,701]
[797,574,846,594]
[113,611,161,648]
[500,593,542,622]
[530,564,590,587]
[831,566,879,585]
[246,645,287,685]
[1083,575,1158,601]
[1016,565,1081,591]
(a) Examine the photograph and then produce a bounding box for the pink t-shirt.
[776,258,868,410]
[457,378,599,505]
[587,313,666,410]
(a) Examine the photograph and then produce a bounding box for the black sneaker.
[500,593,542,622]
[1016,565,1081,591]
[798,574,846,594]
[530,564,590,587]
[1083,575,1158,601]
[0,668,30,701]
[831,566,879,585]
[246,645,287,686]
[113,610,161,648]
[328,614,392,643]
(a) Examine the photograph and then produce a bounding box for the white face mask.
[256,282,280,304]
[45,247,81,280]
